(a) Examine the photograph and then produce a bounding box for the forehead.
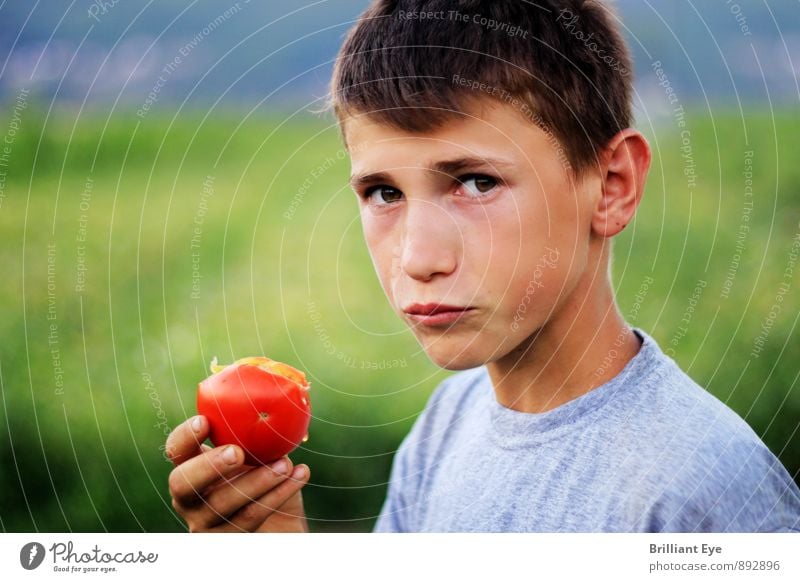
[341,100,555,173]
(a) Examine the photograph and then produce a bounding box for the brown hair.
[328,0,633,178]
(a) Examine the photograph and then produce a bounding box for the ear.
[591,128,651,237]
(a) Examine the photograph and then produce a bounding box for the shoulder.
[626,328,772,448]
[628,328,800,531]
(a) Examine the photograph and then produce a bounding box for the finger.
[256,489,309,533]
[169,444,244,507]
[165,416,209,466]
[215,464,311,533]
[192,457,294,529]
[220,464,310,533]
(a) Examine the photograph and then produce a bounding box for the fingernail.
[222,446,238,464]
[191,416,203,432]
[269,459,288,475]
[292,465,307,479]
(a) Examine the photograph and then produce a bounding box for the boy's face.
[344,99,603,370]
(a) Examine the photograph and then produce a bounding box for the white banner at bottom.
[1,533,798,581]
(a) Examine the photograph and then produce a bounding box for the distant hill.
[0,0,797,114]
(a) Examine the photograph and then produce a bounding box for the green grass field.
[1,99,798,532]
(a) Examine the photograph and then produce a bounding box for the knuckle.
[198,495,225,520]
[167,469,179,494]
[194,451,216,475]
[238,500,268,524]
[167,469,188,500]
[269,478,292,497]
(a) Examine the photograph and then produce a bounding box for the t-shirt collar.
[484,327,665,447]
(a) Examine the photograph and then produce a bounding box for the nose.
[399,199,459,282]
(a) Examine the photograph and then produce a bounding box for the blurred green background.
[1,97,798,532]
[1,0,798,535]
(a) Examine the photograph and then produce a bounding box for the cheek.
[362,216,401,301]
[481,187,582,325]
[504,246,568,326]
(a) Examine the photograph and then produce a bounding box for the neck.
[486,254,643,414]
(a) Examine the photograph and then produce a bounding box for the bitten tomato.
[196,356,311,465]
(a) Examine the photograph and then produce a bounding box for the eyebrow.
[349,156,516,189]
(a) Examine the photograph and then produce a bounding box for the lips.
[403,303,473,316]
[402,303,476,326]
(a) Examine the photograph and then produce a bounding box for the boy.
[165,0,800,532]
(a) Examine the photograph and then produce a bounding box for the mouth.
[402,303,476,326]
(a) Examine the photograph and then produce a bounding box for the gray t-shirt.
[373,327,800,532]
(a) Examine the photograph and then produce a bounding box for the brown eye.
[460,174,497,196]
[365,186,403,204]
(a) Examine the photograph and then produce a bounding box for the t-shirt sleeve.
[372,432,418,533]
[644,428,800,532]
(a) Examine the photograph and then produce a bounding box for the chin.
[420,341,488,371]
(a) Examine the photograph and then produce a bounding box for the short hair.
[328,0,633,178]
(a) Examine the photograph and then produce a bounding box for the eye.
[362,185,403,205]
[458,174,498,197]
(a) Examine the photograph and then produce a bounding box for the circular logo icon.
[20,542,46,570]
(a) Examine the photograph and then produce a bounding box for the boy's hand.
[166,415,310,532]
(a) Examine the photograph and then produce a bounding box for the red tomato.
[196,356,311,465]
